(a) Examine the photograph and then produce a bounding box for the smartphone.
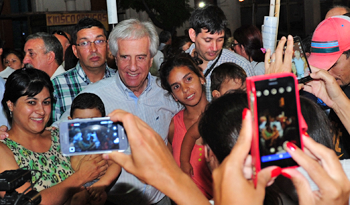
[247,73,304,185]
[59,117,129,156]
[279,36,312,84]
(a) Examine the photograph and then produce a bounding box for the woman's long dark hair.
[1,68,53,124]
[234,25,264,62]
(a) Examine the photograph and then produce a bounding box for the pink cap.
[309,16,350,70]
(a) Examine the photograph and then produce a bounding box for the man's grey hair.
[108,19,159,58]
[26,32,63,65]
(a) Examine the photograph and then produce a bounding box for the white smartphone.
[59,117,129,156]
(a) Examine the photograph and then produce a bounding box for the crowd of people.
[0,3,350,205]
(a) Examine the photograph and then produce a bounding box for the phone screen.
[280,36,312,84]
[255,76,301,168]
[67,120,124,153]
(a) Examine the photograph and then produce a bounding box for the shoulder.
[0,140,18,171]
[52,67,79,84]
[81,76,116,93]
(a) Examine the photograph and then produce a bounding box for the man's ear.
[189,28,197,43]
[212,90,221,99]
[72,45,79,59]
[47,51,56,64]
[68,116,72,120]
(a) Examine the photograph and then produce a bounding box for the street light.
[198,2,206,8]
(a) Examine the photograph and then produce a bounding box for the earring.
[10,111,12,118]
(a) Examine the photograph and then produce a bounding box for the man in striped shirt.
[51,17,116,122]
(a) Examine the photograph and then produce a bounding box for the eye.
[172,84,180,91]
[95,40,105,45]
[29,52,35,57]
[27,101,36,105]
[137,56,146,60]
[186,76,193,82]
[205,39,211,43]
[80,41,89,46]
[43,100,51,105]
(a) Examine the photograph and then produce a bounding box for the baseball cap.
[308,15,350,70]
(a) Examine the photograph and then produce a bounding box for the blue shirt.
[56,72,181,204]
[186,43,255,101]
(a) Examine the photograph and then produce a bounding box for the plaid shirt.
[51,62,116,122]
[186,43,255,101]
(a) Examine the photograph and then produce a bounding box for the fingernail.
[281,172,292,179]
[303,132,310,137]
[271,167,282,178]
[286,142,297,151]
[102,154,109,159]
[242,108,248,120]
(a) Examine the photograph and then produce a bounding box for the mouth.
[186,93,195,99]
[90,56,101,61]
[31,117,44,122]
[207,52,218,57]
[127,73,138,77]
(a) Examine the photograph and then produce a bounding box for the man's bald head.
[325,5,350,19]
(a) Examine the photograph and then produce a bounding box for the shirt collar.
[76,61,113,84]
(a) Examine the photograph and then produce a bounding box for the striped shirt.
[55,72,182,204]
[51,62,116,122]
[186,43,255,101]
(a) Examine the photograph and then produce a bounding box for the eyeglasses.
[76,40,107,48]
[52,30,71,43]
[231,42,240,51]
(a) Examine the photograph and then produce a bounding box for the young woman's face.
[7,87,51,134]
[167,65,205,106]
[4,53,23,70]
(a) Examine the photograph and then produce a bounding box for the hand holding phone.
[246,73,304,186]
[59,117,129,156]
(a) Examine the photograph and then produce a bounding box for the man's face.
[72,26,107,71]
[328,54,350,87]
[189,28,225,62]
[115,37,153,97]
[23,38,50,72]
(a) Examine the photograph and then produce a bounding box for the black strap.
[204,50,223,77]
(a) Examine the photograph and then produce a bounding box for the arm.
[180,120,200,176]
[0,143,108,205]
[87,161,121,200]
[282,134,350,205]
[167,118,175,154]
[303,68,350,133]
[105,110,210,205]
[70,155,84,171]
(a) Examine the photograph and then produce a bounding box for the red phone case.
[246,73,306,187]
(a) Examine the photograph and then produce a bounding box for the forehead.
[6,53,19,59]
[54,33,69,42]
[24,38,45,51]
[197,29,225,38]
[76,26,105,40]
[117,37,150,54]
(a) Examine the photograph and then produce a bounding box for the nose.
[23,54,30,64]
[182,84,189,93]
[36,104,45,115]
[212,41,218,52]
[130,58,137,71]
[90,42,97,52]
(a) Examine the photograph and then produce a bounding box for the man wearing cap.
[308,15,350,159]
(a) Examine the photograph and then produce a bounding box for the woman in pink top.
[159,53,213,199]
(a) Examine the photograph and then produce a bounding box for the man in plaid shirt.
[51,18,116,122]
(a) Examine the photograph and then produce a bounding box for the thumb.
[256,166,281,192]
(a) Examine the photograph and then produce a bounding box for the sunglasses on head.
[52,30,70,43]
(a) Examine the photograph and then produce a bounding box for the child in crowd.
[68,93,121,205]
[179,62,247,178]
[159,53,213,199]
